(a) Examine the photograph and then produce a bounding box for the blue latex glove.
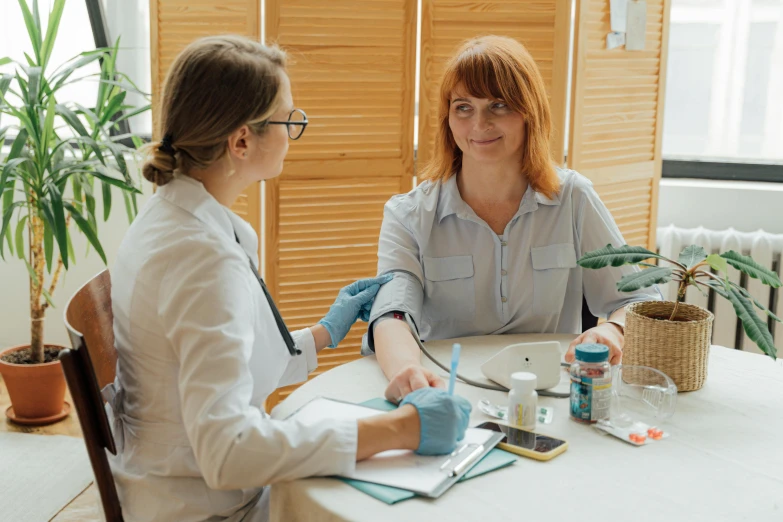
[400,388,472,455]
[318,274,394,347]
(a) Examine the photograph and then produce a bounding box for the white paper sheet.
[607,32,626,50]
[288,397,497,495]
[626,0,647,51]
[610,0,628,32]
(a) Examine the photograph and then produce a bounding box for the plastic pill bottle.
[569,343,611,424]
[507,371,537,430]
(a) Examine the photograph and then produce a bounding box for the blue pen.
[448,343,461,395]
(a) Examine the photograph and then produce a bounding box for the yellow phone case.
[497,436,569,461]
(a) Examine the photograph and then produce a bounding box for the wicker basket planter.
[624,301,715,392]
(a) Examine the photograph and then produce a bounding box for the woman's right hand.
[384,364,445,403]
[400,388,472,455]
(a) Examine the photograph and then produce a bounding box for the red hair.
[419,35,559,199]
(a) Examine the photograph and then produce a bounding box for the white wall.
[656,178,783,234]
[0,160,152,350]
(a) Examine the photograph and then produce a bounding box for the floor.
[0,375,102,521]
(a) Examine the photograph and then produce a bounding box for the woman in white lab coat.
[106,35,471,522]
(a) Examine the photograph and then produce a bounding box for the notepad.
[287,397,504,498]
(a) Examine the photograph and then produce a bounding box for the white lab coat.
[106,175,357,522]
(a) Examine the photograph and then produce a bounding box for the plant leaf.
[55,103,90,137]
[616,266,673,292]
[65,225,75,263]
[47,183,69,270]
[17,0,42,64]
[100,91,127,126]
[0,201,24,259]
[122,190,134,223]
[14,214,27,260]
[727,281,783,323]
[26,66,41,108]
[40,0,66,70]
[23,258,39,287]
[93,166,140,193]
[701,280,729,299]
[113,103,151,124]
[64,202,106,264]
[41,288,55,308]
[578,244,667,269]
[41,91,56,155]
[3,218,14,257]
[721,250,782,288]
[678,245,707,269]
[706,253,728,275]
[101,179,112,221]
[1,158,33,195]
[0,73,13,97]
[725,285,777,359]
[50,53,102,91]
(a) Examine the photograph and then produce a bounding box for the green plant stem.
[669,280,687,321]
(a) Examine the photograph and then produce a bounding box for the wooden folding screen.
[568,0,672,250]
[150,0,261,233]
[418,0,572,168]
[263,0,417,408]
[151,0,673,410]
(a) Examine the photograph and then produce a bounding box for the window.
[663,0,783,173]
[0,0,152,138]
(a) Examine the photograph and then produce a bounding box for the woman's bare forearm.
[373,318,422,381]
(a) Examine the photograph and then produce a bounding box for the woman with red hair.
[365,36,661,401]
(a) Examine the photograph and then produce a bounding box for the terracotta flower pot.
[0,344,70,425]
[624,301,714,392]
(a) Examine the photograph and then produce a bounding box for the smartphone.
[475,421,568,461]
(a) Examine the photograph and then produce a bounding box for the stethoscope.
[235,232,301,356]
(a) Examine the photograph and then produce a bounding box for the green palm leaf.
[579,244,667,269]
[64,202,106,264]
[721,250,782,288]
[616,266,673,292]
[17,0,42,64]
[728,281,783,323]
[678,245,707,269]
[725,285,776,359]
[40,0,65,70]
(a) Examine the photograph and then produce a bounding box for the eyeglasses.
[267,108,308,140]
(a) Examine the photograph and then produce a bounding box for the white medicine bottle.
[507,372,537,430]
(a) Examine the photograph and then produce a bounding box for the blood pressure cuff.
[361,270,423,356]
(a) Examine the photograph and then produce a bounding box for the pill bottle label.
[570,374,611,422]
[509,403,535,429]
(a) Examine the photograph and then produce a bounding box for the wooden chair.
[61,269,123,522]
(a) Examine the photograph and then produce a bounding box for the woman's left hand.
[318,274,394,347]
[565,322,624,365]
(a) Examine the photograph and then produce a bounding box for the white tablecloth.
[269,334,783,522]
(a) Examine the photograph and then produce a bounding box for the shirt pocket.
[531,243,577,314]
[422,255,476,322]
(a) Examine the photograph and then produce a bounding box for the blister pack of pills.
[478,399,554,424]
[595,419,669,446]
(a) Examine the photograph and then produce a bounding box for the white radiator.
[656,225,783,354]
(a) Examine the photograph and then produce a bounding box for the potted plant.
[578,244,781,391]
[0,0,148,424]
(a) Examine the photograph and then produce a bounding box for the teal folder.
[337,398,518,505]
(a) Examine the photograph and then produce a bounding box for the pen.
[448,343,461,396]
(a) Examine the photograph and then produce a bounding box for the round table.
[269,334,783,522]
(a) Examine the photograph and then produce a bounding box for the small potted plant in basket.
[0,0,148,424]
[578,244,781,391]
